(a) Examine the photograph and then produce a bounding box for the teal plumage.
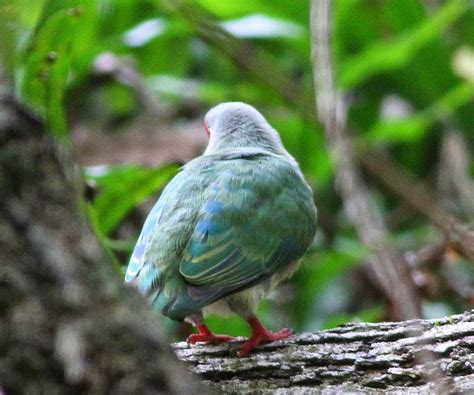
[125,102,317,355]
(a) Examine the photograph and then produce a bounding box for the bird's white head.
[203,102,289,157]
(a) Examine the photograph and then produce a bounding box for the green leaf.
[197,0,308,23]
[87,164,178,235]
[293,237,370,328]
[204,314,250,337]
[0,1,46,76]
[365,82,474,144]
[427,81,474,117]
[202,300,274,337]
[339,0,467,89]
[21,2,93,137]
[84,202,122,275]
[365,114,430,144]
[103,238,137,254]
[308,238,370,290]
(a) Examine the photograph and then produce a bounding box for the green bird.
[125,102,317,356]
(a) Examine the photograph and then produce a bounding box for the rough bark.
[0,87,200,393]
[174,311,474,393]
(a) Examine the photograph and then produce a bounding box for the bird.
[125,102,317,356]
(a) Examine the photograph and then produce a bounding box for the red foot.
[187,324,234,345]
[237,316,293,357]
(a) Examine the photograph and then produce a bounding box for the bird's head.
[203,102,288,156]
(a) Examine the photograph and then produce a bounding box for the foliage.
[86,164,178,236]
[2,0,473,338]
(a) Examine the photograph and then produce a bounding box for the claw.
[187,333,234,344]
[237,317,293,357]
[187,323,234,345]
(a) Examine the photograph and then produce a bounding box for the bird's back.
[126,149,317,320]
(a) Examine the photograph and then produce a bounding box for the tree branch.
[174,311,474,393]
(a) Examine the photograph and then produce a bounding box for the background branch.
[438,131,474,220]
[361,151,474,262]
[310,0,420,320]
[167,0,316,120]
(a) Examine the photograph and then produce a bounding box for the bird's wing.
[124,164,202,291]
[179,154,316,292]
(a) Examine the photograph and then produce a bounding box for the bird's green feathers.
[126,149,316,320]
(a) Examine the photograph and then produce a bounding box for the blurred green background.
[2,0,473,339]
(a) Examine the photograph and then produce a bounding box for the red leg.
[237,316,292,357]
[187,323,234,345]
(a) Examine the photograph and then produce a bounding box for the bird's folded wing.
[179,160,308,291]
[125,167,192,286]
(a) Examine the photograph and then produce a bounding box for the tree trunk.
[0,87,199,393]
[174,312,474,393]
